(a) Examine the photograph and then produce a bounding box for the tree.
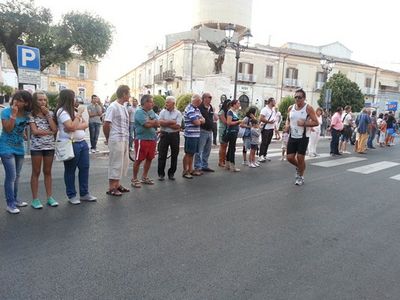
[153,95,166,111]
[0,0,113,73]
[318,72,364,113]
[278,96,295,123]
[176,94,192,112]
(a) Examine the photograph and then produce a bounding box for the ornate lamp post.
[224,23,252,101]
[320,55,335,111]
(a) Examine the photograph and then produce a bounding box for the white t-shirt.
[342,112,353,126]
[260,106,276,130]
[57,109,86,142]
[104,101,129,142]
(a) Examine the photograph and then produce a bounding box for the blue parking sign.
[17,45,40,70]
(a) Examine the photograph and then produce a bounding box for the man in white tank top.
[285,89,319,186]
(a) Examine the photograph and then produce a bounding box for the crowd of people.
[0,85,398,214]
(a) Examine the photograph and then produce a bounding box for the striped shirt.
[183,103,201,138]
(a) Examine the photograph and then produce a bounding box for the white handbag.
[55,139,75,161]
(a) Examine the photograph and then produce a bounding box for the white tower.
[192,0,253,35]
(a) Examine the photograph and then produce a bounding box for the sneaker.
[95,149,100,153]
[249,163,256,168]
[16,201,28,207]
[47,197,59,207]
[254,162,261,167]
[91,149,96,153]
[80,194,97,202]
[6,206,20,214]
[31,199,43,209]
[265,156,271,161]
[68,196,81,205]
[295,176,305,186]
[258,157,267,163]
[295,168,300,180]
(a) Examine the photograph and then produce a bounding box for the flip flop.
[106,188,122,196]
[117,185,130,193]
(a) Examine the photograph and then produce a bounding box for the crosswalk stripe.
[311,157,367,167]
[347,161,400,174]
[305,153,331,160]
[390,174,400,181]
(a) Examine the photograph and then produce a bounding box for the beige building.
[1,52,98,102]
[116,0,400,112]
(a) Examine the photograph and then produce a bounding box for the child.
[249,119,260,168]
[281,129,289,160]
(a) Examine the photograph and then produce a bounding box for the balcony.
[363,87,377,95]
[154,70,176,83]
[284,78,301,87]
[163,70,175,81]
[315,81,325,90]
[78,73,88,80]
[237,73,257,83]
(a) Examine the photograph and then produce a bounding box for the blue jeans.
[0,154,24,208]
[194,129,212,170]
[89,122,101,150]
[63,141,90,199]
[367,128,377,148]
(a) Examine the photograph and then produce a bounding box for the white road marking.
[347,161,400,174]
[312,157,367,167]
[390,174,400,181]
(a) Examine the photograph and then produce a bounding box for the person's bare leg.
[286,153,297,168]
[133,161,141,180]
[142,159,153,178]
[30,156,42,200]
[296,154,306,176]
[42,155,54,198]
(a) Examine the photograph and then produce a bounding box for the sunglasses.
[294,96,304,100]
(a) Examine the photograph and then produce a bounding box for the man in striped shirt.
[182,94,205,179]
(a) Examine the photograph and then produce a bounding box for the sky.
[34,0,400,98]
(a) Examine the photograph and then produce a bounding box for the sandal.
[117,185,130,193]
[131,179,142,188]
[106,188,122,196]
[141,177,154,185]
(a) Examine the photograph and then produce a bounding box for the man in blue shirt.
[131,94,159,188]
[182,94,205,179]
[356,108,371,154]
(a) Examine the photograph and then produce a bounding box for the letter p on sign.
[17,45,40,70]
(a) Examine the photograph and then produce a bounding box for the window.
[59,63,67,76]
[79,65,85,78]
[365,77,372,88]
[265,65,273,78]
[239,62,254,74]
[285,67,298,79]
[316,72,326,83]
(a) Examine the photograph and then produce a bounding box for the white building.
[116,0,400,111]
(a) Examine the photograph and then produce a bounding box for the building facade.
[1,52,98,102]
[116,36,400,111]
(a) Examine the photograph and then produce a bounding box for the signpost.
[17,45,41,87]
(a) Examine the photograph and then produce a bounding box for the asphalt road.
[1,139,400,299]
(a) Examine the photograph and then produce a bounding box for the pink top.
[330,112,344,131]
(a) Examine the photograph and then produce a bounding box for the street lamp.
[224,23,252,101]
[320,55,335,111]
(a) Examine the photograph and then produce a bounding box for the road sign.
[17,45,40,70]
[17,45,41,85]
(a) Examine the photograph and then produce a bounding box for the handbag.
[55,139,75,161]
[55,109,75,161]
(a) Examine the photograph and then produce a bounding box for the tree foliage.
[318,72,364,113]
[0,0,113,73]
[176,94,192,112]
[153,95,166,111]
[278,96,295,122]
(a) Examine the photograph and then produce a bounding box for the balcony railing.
[154,70,176,83]
[363,87,377,95]
[315,81,325,90]
[237,73,257,83]
[283,78,301,87]
[78,73,88,80]
[163,70,175,81]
